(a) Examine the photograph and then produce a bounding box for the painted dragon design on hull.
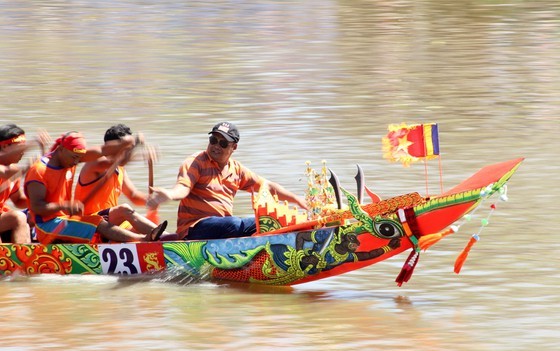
[0,158,523,286]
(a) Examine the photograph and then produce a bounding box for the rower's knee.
[112,204,135,218]
[0,210,30,243]
[2,210,27,227]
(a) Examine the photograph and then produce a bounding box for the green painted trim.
[414,188,483,216]
[56,244,102,274]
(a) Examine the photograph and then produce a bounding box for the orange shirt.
[176,151,263,236]
[24,156,76,223]
[75,166,124,214]
[0,177,20,211]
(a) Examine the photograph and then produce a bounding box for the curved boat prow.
[442,157,524,197]
[413,158,524,235]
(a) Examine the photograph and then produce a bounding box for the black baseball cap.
[209,122,240,143]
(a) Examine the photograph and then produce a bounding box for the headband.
[50,132,87,154]
[0,134,26,147]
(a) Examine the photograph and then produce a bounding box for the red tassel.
[454,235,479,274]
[395,250,420,287]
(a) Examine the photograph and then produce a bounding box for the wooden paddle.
[0,154,39,194]
[0,130,51,194]
[144,144,160,224]
[0,169,24,194]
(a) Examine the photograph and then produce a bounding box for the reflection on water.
[1,0,559,350]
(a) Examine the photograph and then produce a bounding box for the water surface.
[1,1,559,350]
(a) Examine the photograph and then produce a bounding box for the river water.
[1,1,559,350]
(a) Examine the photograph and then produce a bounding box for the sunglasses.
[209,136,232,149]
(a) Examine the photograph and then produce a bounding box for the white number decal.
[99,244,141,275]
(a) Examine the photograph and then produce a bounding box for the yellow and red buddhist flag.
[382,123,440,166]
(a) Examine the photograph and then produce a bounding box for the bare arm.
[0,164,25,179]
[77,156,113,184]
[146,183,190,209]
[26,181,83,216]
[80,135,137,163]
[9,185,27,209]
[122,171,148,206]
[267,181,308,210]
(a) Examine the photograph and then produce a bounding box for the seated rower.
[24,131,167,244]
[0,124,31,243]
[74,124,168,238]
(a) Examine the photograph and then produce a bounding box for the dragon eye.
[373,218,404,239]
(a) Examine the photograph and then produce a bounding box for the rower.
[24,131,167,244]
[74,124,169,239]
[0,124,31,243]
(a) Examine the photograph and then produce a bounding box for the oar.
[0,169,24,194]
[0,130,51,193]
[145,145,159,224]
[0,155,38,194]
[0,131,51,161]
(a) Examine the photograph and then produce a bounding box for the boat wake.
[151,265,212,286]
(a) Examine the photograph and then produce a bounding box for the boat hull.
[0,225,407,285]
[0,158,524,286]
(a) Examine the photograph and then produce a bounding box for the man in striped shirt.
[147,122,307,240]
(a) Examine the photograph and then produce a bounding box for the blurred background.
[1,1,559,350]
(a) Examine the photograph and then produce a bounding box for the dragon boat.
[0,157,523,286]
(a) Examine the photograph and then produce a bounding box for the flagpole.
[422,125,430,197]
[435,124,443,194]
[423,158,429,197]
[438,154,444,194]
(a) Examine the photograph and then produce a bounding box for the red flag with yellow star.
[382,123,440,167]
